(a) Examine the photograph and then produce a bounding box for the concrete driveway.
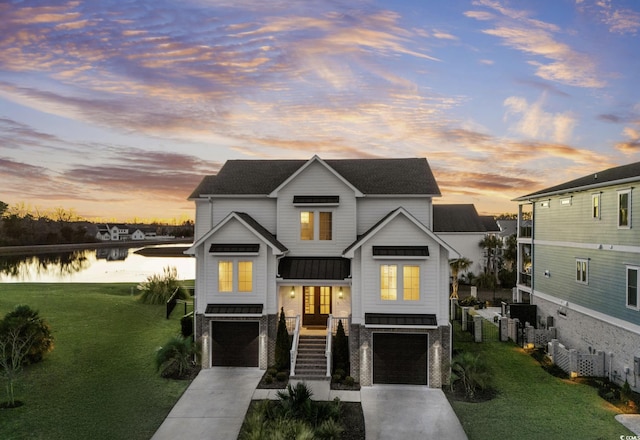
[361,385,468,440]
[151,367,264,440]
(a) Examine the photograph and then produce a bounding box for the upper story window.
[627,266,638,310]
[380,265,397,300]
[618,189,632,228]
[300,211,332,241]
[403,266,420,301]
[576,258,588,285]
[218,261,233,292]
[300,211,314,240]
[592,193,601,220]
[218,260,253,293]
[380,264,421,301]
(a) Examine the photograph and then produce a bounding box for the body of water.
[0,244,195,283]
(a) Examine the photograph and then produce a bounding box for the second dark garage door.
[373,333,428,385]
[211,321,259,367]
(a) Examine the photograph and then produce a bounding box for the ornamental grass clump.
[155,335,198,379]
[137,266,188,305]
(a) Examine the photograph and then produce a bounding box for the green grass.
[449,323,634,440]
[0,283,192,440]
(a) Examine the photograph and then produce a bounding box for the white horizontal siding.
[211,198,277,232]
[194,200,212,241]
[358,215,443,317]
[436,232,485,275]
[357,197,431,235]
[202,218,268,307]
[275,161,357,256]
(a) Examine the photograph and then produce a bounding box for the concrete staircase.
[292,335,329,380]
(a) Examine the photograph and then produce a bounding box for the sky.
[1,0,639,222]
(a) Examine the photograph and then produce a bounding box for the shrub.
[316,418,345,440]
[267,367,278,376]
[275,371,288,382]
[0,305,54,365]
[264,374,273,385]
[332,373,342,383]
[344,376,355,387]
[332,320,349,374]
[155,335,197,379]
[274,308,290,371]
[137,266,188,305]
[450,351,492,400]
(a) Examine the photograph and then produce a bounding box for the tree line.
[0,201,193,247]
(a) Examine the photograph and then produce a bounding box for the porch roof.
[365,313,437,326]
[278,257,351,280]
[205,304,263,314]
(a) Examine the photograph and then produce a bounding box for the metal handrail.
[325,315,333,377]
[289,315,301,376]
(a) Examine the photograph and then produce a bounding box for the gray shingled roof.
[479,215,499,232]
[515,161,640,200]
[189,158,440,198]
[433,204,487,233]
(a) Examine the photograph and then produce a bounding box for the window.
[592,194,601,219]
[218,261,233,292]
[320,286,331,314]
[576,259,588,284]
[319,212,332,240]
[403,266,420,300]
[380,265,397,300]
[628,266,638,310]
[300,211,332,240]
[618,190,631,228]
[238,261,253,292]
[300,211,314,240]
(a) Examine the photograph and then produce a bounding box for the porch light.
[290,287,295,298]
[338,287,343,299]
[570,371,578,379]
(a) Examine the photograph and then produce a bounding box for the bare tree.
[0,323,36,407]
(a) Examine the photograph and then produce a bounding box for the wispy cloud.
[577,0,640,35]
[467,0,605,88]
[504,95,576,143]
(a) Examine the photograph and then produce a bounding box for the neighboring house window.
[300,211,314,240]
[319,212,332,240]
[592,194,601,219]
[628,266,638,310]
[218,261,233,292]
[618,190,631,228]
[380,265,397,300]
[576,259,588,284]
[403,266,420,300]
[238,261,253,292]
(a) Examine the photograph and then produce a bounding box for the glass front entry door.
[303,286,331,326]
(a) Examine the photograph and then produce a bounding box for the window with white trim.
[218,261,233,292]
[218,260,253,293]
[627,266,638,310]
[576,259,588,285]
[618,189,631,228]
[403,266,420,300]
[380,265,397,300]
[300,211,332,240]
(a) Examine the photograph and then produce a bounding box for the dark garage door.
[211,321,259,367]
[373,333,428,385]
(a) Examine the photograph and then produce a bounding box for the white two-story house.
[186,156,458,387]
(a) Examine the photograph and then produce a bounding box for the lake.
[0,244,195,283]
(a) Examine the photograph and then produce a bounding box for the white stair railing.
[325,314,333,377]
[289,315,301,376]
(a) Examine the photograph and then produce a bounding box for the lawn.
[0,283,192,440]
[449,322,634,440]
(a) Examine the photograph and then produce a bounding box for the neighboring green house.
[514,161,640,391]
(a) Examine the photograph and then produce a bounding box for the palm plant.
[449,257,472,299]
[450,351,492,400]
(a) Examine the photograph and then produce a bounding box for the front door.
[303,286,331,326]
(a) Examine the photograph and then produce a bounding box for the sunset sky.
[1,0,639,222]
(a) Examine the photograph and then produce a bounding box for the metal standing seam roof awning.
[278,257,351,280]
[204,304,264,315]
[365,313,438,327]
